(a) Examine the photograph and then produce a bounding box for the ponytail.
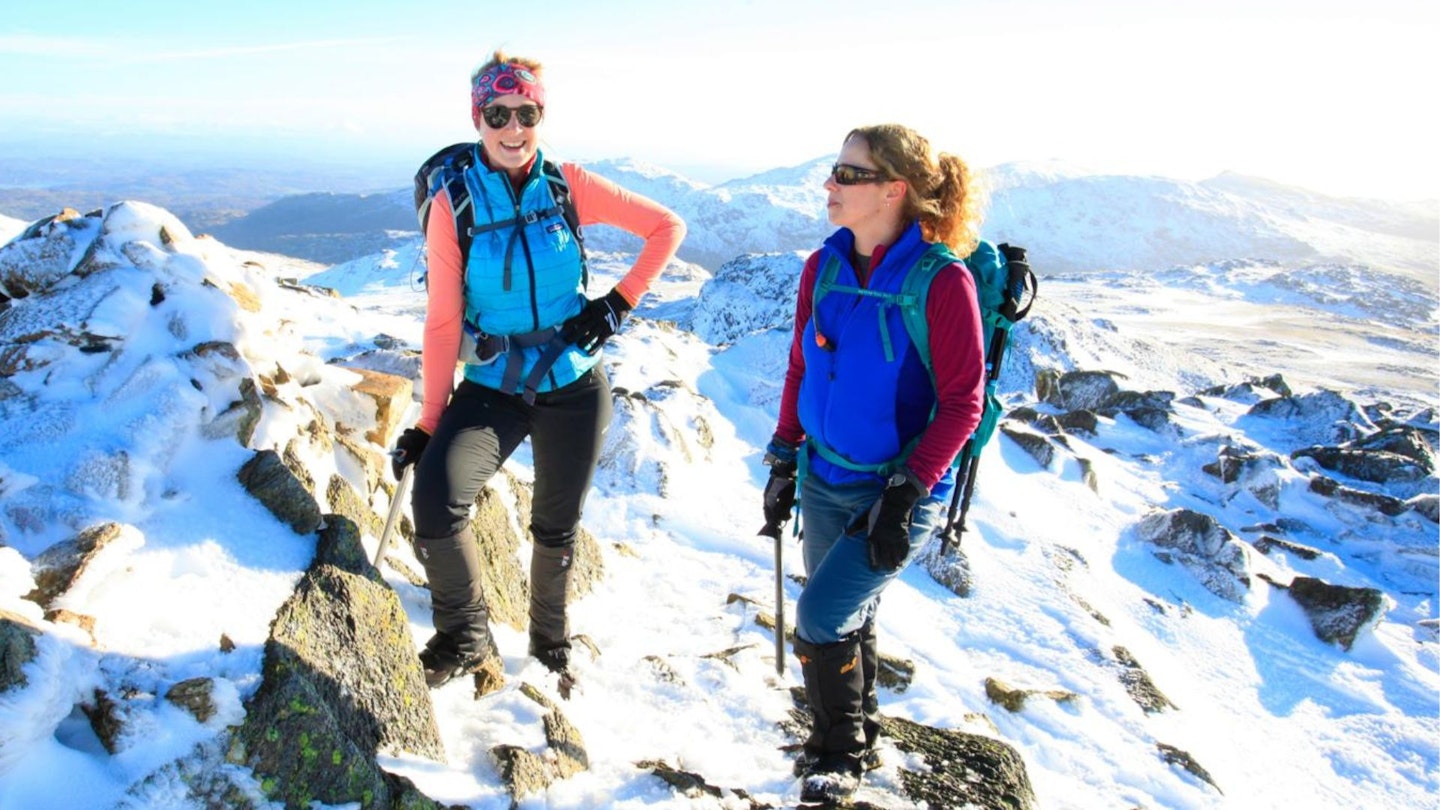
[923,153,983,257]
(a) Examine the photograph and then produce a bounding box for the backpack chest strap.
[813,255,918,363]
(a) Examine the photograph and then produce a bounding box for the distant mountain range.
[4,156,1436,284]
[212,158,1440,280]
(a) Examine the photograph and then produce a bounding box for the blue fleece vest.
[459,148,597,393]
[799,223,951,491]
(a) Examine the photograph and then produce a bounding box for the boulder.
[1135,509,1252,602]
[1036,369,1124,412]
[1203,445,1286,509]
[230,515,446,809]
[782,687,1036,809]
[1245,389,1375,447]
[26,522,130,609]
[1252,535,1322,561]
[490,682,590,802]
[236,449,321,535]
[1000,423,1057,469]
[1291,445,1429,488]
[1282,576,1390,651]
[0,609,41,692]
[1112,645,1177,713]
[1308,476,1408,517]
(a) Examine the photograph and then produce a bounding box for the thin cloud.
[0,33,404,63]
[122,37,406,63]
[0,34,113,57]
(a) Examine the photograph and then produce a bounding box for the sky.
[0,202,1436,808]
[1,0,1438,200]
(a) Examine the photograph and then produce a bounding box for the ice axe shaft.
[760,521,786,676]
[374,462,414,569]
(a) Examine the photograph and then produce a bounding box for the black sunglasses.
[481,104,544,129]
[830,162,888,185]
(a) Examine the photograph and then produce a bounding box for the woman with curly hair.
[761,123,986,803]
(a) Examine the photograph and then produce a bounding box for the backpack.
[412,142,588,290]
[812,239,1037,552]
[411,143,592,403]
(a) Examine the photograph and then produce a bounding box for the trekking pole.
[759,519,787,676]
[373,460,414,569]
[937,439,975,557]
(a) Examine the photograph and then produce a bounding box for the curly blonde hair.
[845,124,984,256]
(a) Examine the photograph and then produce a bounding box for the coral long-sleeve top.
[418,161,685,432]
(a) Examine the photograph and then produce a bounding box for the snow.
[0,186,1436,810]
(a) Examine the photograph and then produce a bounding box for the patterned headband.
[471,62,546,129]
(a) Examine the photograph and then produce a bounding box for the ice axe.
[373,458,414,569]
[759,519,787,676]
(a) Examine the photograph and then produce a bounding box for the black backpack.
[412,142,588,288]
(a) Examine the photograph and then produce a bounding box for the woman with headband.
[392,50,685,692]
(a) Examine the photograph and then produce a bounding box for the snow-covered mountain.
[199,157,1439,284]
[0,185,1435,809]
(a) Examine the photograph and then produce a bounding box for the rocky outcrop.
[237,449,322,535]
[1000,423,1057,469]
[490,682,590,802]
[985,677,1079,712]
[1036,369,1124,412]
[882,714,1036,809]
[1293,445,1430,489]
[25,522,135,609]
[1135,509,1252,602]
[1200,373,1292,403]
[779,687,1036,809]
[1278,576,1390,651]
[1308,475,1408,517]
[1245,388,1375,446]
[1158,742,1221,793]
[229,515,445,809]
[1111,645,1177,713]
[917,538,974,597]
[1203,445,1287,509]
[0,609,41,691]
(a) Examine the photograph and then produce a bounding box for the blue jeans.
[794,473,943,645]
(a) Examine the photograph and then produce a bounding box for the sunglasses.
[830,162,888,185]
[481,104,544,129]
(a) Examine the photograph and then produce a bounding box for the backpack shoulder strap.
[898,243,962,378]
[415,143,479,278]
[542,159,589,289]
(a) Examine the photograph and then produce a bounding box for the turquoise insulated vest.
[798,223,952,492]
[459,148,596,394]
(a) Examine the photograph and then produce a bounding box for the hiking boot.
[530,641,578,698]
[531,642,571,675]
[799,757,860,803]
[419,632,495,689]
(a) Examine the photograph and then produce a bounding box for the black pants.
[410,368,612,652]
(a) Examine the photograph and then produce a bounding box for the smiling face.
[478,94,542,178]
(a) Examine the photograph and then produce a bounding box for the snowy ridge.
[0,203,1435,809]
[120,158,1439,284]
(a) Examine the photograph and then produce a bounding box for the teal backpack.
[812,239,1037,552]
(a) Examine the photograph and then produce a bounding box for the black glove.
[561,288,632,355]
[849,468,928,571]
[762,437,800,528]
[391,427,429,480]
